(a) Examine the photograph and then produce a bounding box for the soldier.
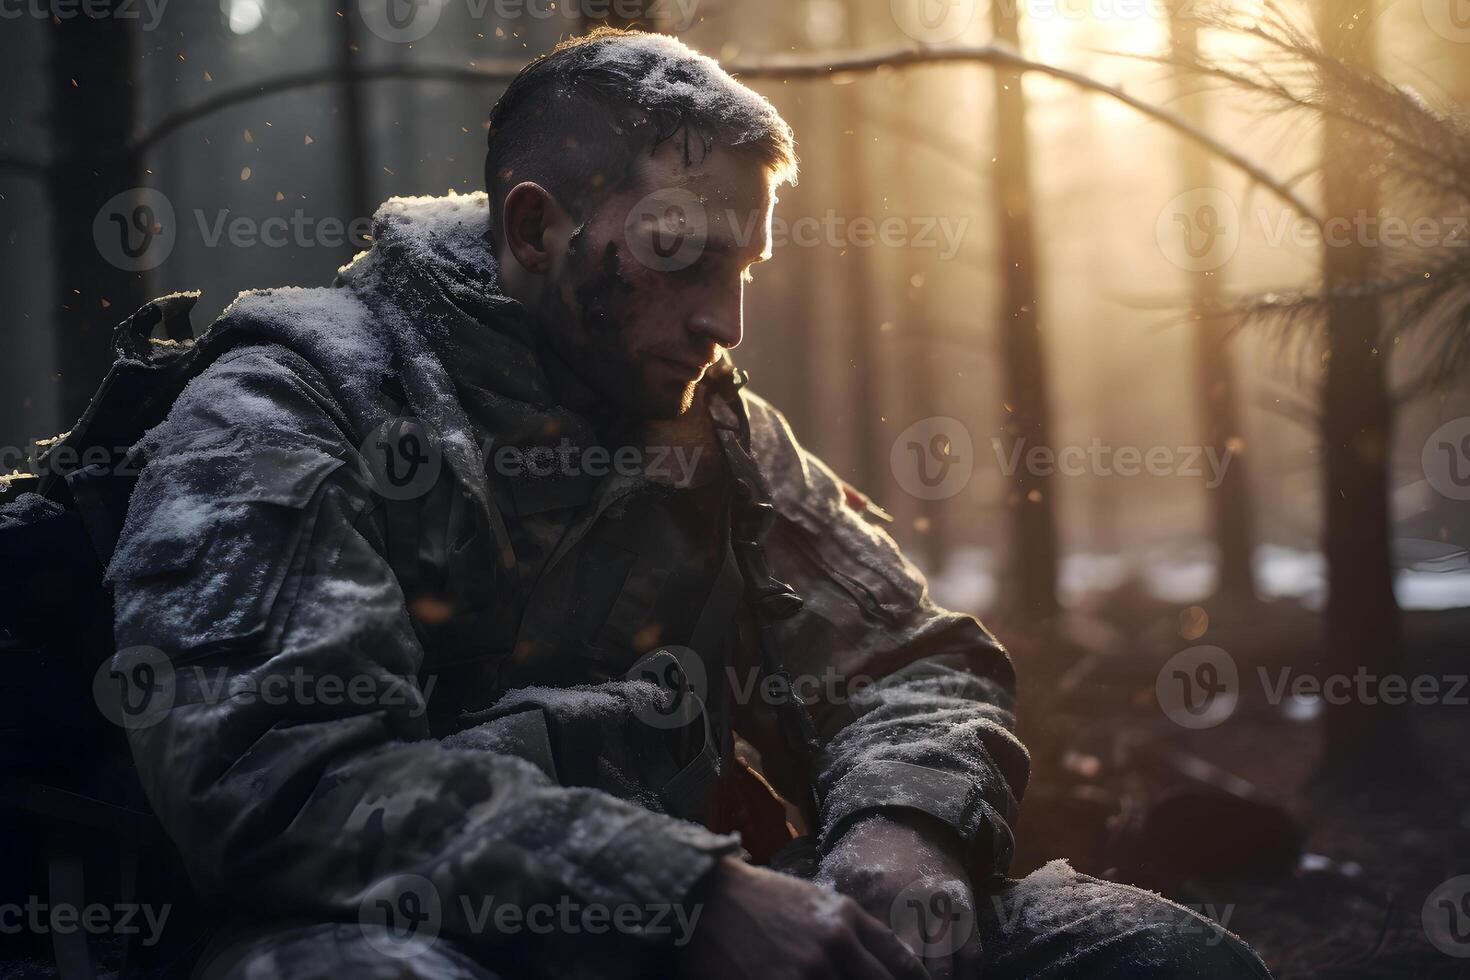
[107,28,1273,980]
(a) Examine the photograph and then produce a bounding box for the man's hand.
[675,857,930,980]
[816,815,982,979]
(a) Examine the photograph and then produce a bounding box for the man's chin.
[650,379,700,420]
[631,362,703,417]
[674,377,702,417]
[600,376,696,421]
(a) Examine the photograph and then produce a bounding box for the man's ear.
[500,181,562,276]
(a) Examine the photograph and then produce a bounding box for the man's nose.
[689,285,744,350]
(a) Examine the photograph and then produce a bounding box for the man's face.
[533,139,775,419]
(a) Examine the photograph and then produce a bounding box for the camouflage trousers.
[196,860,1271,979]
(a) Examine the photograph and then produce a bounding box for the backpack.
[0,292,220,977]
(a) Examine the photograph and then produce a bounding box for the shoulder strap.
[706,369,824,821]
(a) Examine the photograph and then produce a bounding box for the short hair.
[484,28,798,246]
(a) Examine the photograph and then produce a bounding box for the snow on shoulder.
[362,191,496,287]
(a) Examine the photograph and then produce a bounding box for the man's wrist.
[819,811,973,887]
[822,808,971,872]
[872,810,970,863]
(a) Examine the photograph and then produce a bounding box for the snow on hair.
[490,27,798,186]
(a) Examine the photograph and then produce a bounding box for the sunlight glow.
[225,0,265,35]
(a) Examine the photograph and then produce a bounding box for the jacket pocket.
[762,444,925,624]
[109,442,345,652]
[776,505,926,626]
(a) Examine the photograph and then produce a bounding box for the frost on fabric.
[148,193,520,570]
[826,672,1022,779]
[803,878,852,929]
[486,679,667,722]
[816,815,953,886]
[106,348,346,586]
[353,191,499,295]
[331,192,520,566]
[106,191,525,652]
[214,285,387,424]
[816,665,1029,854]
[450,679,702,817]
[136,492,238,548]
[996,859,1238,973]
[105,352,350,646]
[0,492,62,530]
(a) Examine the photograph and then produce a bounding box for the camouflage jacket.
[107,193,1027,978]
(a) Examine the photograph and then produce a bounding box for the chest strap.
[707,377,824,822]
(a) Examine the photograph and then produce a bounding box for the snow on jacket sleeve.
[107,343,739,978]
[746,392,1029,880]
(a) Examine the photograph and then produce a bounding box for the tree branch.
[0,154,47,179]
[129,43,1322,226]
[131,64,495,153]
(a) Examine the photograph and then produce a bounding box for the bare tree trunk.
[795,80,860,479]
[840,0,886,501]
[1457,33,1470,102]
[47,16,143,426]
[1170,3,1257,602]
[1313,0,1413,783]
[898,130,947,571]
[773,90,819,442]
[990,2,1059,620]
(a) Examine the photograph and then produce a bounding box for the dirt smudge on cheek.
[573,240,637,337]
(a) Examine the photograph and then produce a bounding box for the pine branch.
[1146,0,1470,386]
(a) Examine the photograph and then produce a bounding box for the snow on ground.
[923,542,1470,614]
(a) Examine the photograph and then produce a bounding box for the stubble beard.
[536,242,686,420]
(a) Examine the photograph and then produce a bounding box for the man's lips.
[653,354,714,377]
